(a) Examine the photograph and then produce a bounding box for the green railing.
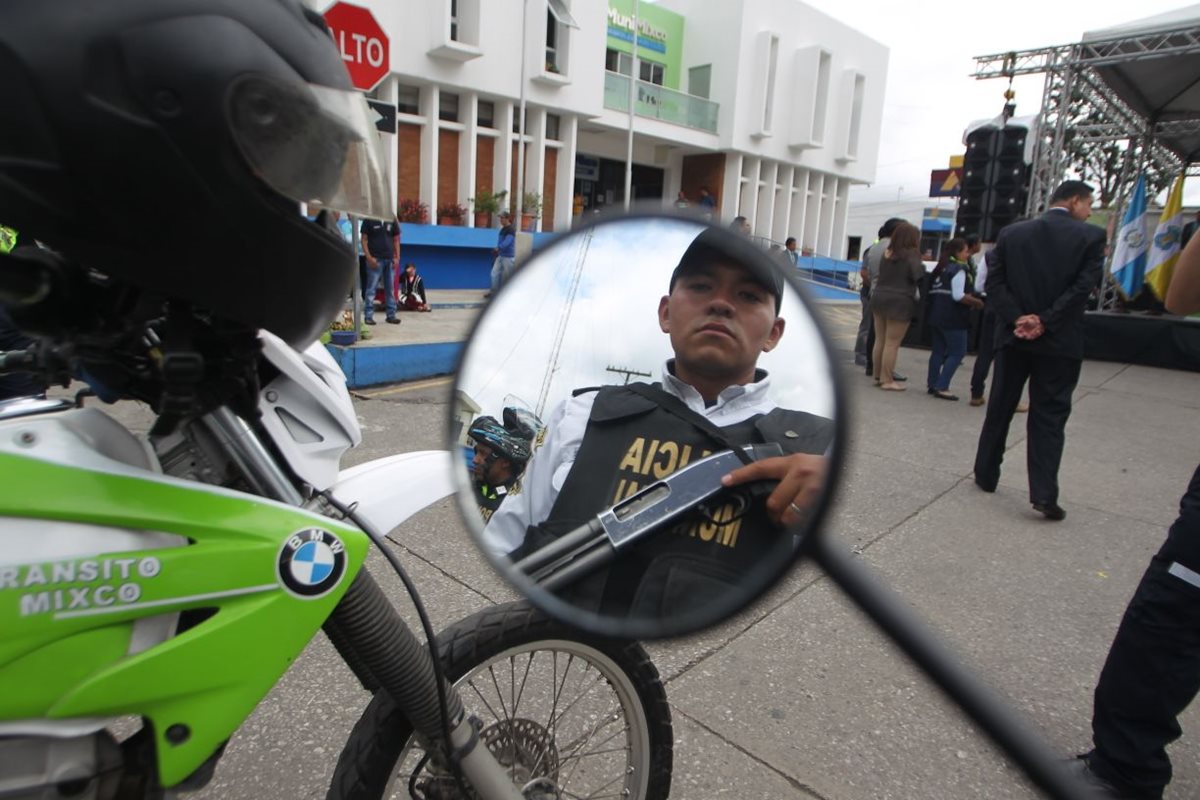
[603,71,719,134]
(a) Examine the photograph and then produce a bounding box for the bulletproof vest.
[476,479,517,524]
[929,261,970,330]
[530,382,833,618]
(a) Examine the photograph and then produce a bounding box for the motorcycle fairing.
[0,411,370,787]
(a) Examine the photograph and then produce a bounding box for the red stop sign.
[323,2,390,91]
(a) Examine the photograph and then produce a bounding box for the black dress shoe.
[1032,501,1066,521]
[364,319,377,325]
[1062,755,1150,799]
[385,317,401,324]
[974,475,997,493]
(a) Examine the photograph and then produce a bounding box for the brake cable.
[318,490,474,799]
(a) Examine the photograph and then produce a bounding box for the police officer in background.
[1069,230,1200,800]
[483,227,833,617]
[468,415,532,523]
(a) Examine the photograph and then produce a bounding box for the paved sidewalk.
[181,293,1200,800]
[349,293,1200,800]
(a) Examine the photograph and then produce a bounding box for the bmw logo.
[277,528,347,598]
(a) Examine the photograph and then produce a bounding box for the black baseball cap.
[669,226,784,312]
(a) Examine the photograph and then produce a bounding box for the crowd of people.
[461,185,1194,798]
[846,181,1200,800]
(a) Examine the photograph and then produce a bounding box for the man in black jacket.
[973,180,1106,520]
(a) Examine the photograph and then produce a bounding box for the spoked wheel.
[328,602,673,800]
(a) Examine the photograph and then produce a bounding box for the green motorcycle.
[0,248,672,800]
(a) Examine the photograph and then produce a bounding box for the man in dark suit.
[973,180,1106,520]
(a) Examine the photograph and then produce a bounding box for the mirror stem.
[811,535,1092,800]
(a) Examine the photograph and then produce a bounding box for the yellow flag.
[1145,175,1186,300]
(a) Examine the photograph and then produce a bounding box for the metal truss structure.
[973,20,1200,217]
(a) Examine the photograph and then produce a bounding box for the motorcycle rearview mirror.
[448,213,847,640]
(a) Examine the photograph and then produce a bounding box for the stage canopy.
[974,7,1200,214]
[1083,5,1200,164]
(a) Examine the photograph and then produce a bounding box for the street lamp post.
[624,0,639,211]
[516,0,529,227]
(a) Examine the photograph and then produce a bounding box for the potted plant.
[520,192,542,232]
[396,198,429,224]
[436,201,467,226]
[470,188,506,228]
[327,309,358,346]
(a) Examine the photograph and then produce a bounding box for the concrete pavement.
[163,295,1200,799]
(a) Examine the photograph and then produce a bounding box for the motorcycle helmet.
[0,0,392,346]
[468,416,532,467]
[501,406,543,442]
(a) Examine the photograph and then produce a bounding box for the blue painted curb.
[430,302,486,310]
[324,340,462,389]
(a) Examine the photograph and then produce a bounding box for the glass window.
[689,65,711,99]
[397,83,420,115]
[546,114,560,141]
[450,0,459,40]
[639,60,665,86]
[477,99,495,129]
[545,9,559,72]
[439,92,459,123]
[605,48,632,76]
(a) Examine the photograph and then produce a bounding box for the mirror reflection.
[451,215,843,638]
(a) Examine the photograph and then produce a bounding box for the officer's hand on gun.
[720,452,827,527]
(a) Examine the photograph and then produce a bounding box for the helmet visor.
[228,76,393,220]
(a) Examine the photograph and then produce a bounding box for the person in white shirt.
[483,227,833,617]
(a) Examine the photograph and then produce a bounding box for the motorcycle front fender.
[327,450,458,535]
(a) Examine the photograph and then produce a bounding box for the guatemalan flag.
[1110,174,1148,298]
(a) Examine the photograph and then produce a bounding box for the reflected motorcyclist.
[468,415,532,523]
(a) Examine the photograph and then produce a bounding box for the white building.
[325,0,887,258]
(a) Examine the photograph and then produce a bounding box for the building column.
[378,77,400,213]
[817,172,836,256]
[790,169,807,250]
[419,85,439,220]
[555,114,579,232]
[775,165,796,244]
[758,160,779,242]
[802,172,822,254]
[663,148,686,209]
[829,177,850,259]
[527,107,547,232]
[721,153,742,225]
[740,157,761,233]
[496,101,515,210]
[462,91,479,226]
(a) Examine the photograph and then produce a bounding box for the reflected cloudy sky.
[457,216,836,427]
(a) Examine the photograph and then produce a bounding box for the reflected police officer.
[483,227,833,616]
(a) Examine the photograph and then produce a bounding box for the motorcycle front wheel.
[328,601,673,800]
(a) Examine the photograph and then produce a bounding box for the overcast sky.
[798,0,1200,208]
[458,217,835,423]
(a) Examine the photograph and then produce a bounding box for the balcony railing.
[603,71,719,134]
